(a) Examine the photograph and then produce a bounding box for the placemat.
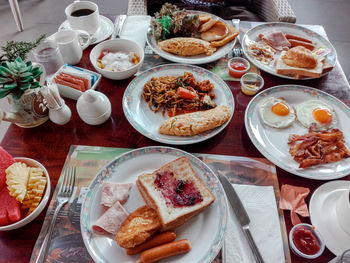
[29,145,291,263]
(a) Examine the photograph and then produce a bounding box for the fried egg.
[296,100,336,131]
[259,97,296,128]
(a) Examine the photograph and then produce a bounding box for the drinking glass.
[32,40,64,80]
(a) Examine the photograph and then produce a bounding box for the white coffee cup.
[336,187,350,235]
[65,1,100,35]
[50,30,91,65]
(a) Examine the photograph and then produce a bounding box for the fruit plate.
[244,85,350,180]
[146,10,237,65]
[122,64,234,145]
[241,22,337,80]
[80,146,227,263]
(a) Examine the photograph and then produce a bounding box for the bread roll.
[282,46,317,68]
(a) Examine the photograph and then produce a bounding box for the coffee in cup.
[65,1,99,35]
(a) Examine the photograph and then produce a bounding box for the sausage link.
[137,239,192,263]
[289,39,315,51]
[125,231,177,255]
[285,33,313,43]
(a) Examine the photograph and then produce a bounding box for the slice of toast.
[276,51,323,79]
[137,157,215,231]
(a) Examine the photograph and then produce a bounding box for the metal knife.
[112,14,126,39]
[218,173,265,263]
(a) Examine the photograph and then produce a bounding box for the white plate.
[59,15,114,45]
[146,11,236,65]
[310,180,350,256]
[244,85,350,180]
[242,22,337,80]
[80,146,227,263]
[122,64,234,145]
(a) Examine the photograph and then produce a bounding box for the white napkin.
[223,184,285,263]
[120,15,151,48]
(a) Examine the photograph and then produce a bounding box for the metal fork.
[35,166,76,263]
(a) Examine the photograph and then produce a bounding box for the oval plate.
[242,22,337,80]
[80,146,227,263]
[123,64,234,145]
[245,85,350,180]
[146,11,236,65]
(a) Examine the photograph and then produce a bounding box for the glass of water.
[32,40,64,80]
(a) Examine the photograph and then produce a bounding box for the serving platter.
[241,22,337,80]
[123,64,234,145]
[146,11,237,65]
[80,146,227,263]
[244,85,350,180]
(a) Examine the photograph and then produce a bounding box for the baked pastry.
[115,206,160,248]
[158,37,216,56]
[158,105,231,136]
[282,46,317,68]
[136,157,215,231]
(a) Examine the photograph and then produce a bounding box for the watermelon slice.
[0,147,21,226]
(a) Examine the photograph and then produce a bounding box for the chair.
[127,0,296,23]
[8,0,24,31]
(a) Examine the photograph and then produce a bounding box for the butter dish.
[52,64,101,100]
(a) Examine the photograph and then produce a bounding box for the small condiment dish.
[77,89,111,125]
[0,157,51,231]
[240,73,264,96]
[228,57,250,78]
[289,223,325,259]
[90,38,144,80]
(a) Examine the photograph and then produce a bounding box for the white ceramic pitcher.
[49,30,91,65]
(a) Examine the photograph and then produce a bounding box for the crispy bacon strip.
[288,129,350,168]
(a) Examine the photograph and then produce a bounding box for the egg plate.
[245,85,350,180]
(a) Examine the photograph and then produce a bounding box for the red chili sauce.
[292,226,320,255]
[229,61,248,78]
[154,170,203,207]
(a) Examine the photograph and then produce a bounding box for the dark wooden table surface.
[1,40,350,262]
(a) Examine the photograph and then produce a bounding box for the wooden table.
[1,22,350,263]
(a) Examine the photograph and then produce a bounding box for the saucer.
[58,15,114,45]
[309,180,350,256]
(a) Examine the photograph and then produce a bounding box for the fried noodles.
[142,72,216,116]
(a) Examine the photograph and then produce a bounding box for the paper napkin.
[223,184,285,263]
[120,15,151,48]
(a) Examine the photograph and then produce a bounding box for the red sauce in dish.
[292,227,320,255]
[229,61,248,78]
[154,170,203,207]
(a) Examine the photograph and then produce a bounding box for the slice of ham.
[259,31,291,51]
[92,201,128,236]
[101,182,133,207]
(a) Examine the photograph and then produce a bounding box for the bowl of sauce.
[240,73,264,96]
[228,57,250,78]
[289,223,325,259]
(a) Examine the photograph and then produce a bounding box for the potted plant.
[0,35,49,128]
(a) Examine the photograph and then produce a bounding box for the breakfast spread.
[152,3,238,57]
[159,105,231,136]
[90,157,214,262]
[258,96,350,168]
[291,225,321,255]
[246,28,334,79]
[96,50,140,71]
[0,147,47,226]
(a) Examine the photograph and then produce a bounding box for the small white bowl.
[0,157,51,231]
[90,39,144,80]
[289,223,325,259]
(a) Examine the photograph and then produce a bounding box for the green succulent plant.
[0,56,43,99]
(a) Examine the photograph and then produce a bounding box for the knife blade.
[112,14,126,39]
[218,173,265,263]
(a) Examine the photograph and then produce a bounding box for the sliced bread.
[137,157,215,231]
[276,51,323,79]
